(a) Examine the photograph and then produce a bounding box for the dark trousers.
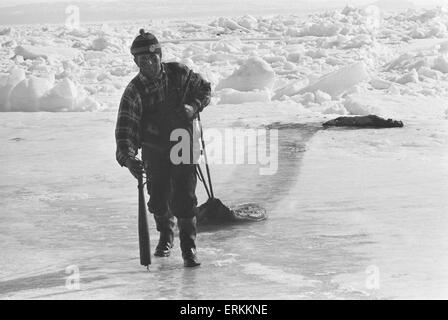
[142,146,198,219]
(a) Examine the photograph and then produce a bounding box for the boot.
[177,217,201,267]
[153,213,175,257]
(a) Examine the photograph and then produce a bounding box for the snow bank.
[344,92,448,119]
[0,68,102,112]
[9,77,53,111]
[14,45,82,60]
[272,78,309,100]
[0,68,26,111]
[84,50,108,61]
[298,61,370,98]
[396,69,419,84]
[218,88,271,104]
[322,102,348,115]
[40,78,78,111]
[212,40,242,54]
[370,78,393,90]
[213,17,251,32]
[237,15,258,30]
[342,35,375,49]
[344,95,382,116]
[1,7,448,115]
[216,57,276,92]
[300,22,342,37]
[405,7,448,39]
[91,37,110,51]
[0,27,14,36]
[433,54,448,73]
[40,78,101,112]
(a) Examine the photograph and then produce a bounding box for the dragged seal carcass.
[323,115,404,128]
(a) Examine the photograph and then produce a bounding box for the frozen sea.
[0,105,447,299]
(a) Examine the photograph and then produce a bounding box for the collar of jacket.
[137,63,166,94]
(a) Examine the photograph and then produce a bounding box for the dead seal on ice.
[323,115,403,128]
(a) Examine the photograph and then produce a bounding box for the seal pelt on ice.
[323,115,404,128]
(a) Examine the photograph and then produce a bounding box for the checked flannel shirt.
[115,62,211,167]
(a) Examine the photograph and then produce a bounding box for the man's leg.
[153,211,175,257]
[170,163,201,267]
[142,147,175,257]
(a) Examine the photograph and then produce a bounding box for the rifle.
[137,171,151,268]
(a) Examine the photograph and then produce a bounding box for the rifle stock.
[138,174,151,267]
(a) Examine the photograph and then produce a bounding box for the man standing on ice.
[115,29,211,267]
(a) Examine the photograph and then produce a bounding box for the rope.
[196,164,211,199]
[137,172,148,189]
[197,113,214,199]
[180,70,213,199]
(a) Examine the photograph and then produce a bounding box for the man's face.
[134,53,161,78]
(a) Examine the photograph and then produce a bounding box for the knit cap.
[130,29,162,57]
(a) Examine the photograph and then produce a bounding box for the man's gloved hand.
[175,104,197,122]
[184,104,195,119]
[125,157,145,180]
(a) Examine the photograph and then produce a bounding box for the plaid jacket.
[115,62,211,167]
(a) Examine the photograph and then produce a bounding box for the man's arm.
[183,68,212,115]
[115,86,142,167]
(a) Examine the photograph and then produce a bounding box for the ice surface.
[1,109,447,299]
